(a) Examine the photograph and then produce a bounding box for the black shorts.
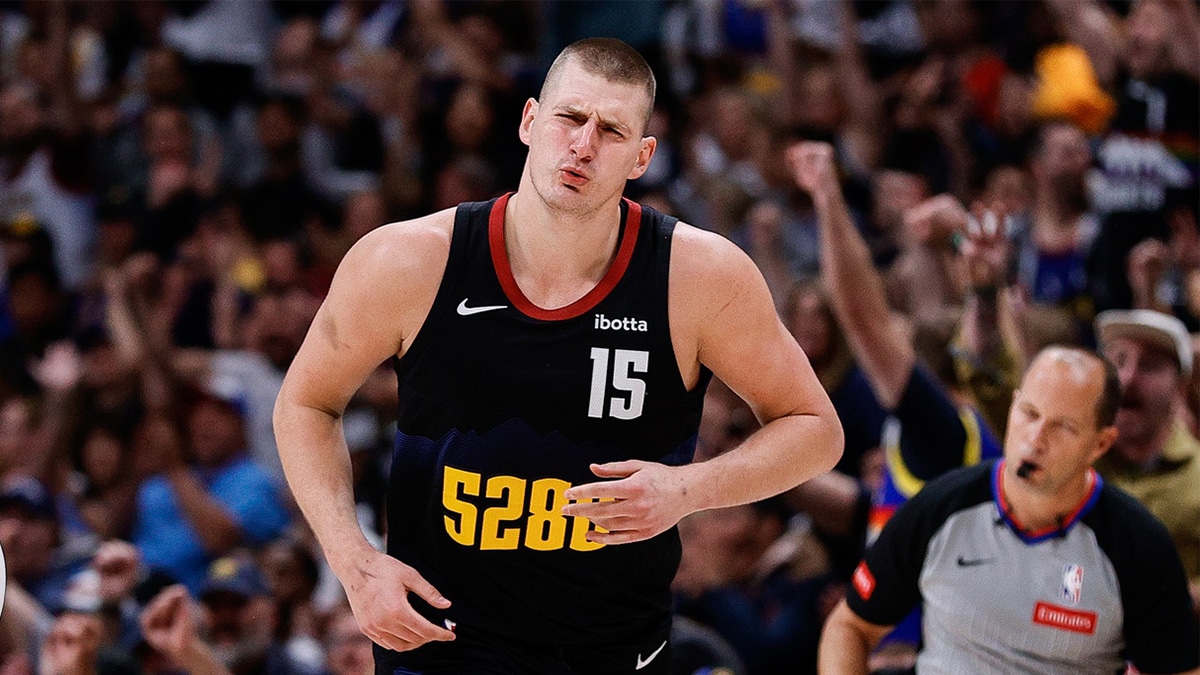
[374,621,673,675]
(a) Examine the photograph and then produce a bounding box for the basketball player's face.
[520,59,656,215]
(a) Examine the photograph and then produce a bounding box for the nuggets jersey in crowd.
[384,195,711,653]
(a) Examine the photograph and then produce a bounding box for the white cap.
[1094,309,1193,379]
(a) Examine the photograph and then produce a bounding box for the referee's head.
[1005,346,1121,491]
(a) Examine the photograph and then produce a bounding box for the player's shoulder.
[340,207,456,280]
[355,208,455,259]
[670,221,747,261]
[668,222,761,290]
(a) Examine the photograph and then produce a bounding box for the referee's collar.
[992,460,1103,544]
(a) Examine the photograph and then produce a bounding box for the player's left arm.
[564,226,844,544]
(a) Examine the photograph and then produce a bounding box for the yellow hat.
[1032,43,1115,135]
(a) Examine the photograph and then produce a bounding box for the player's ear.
[519,98,538,146]
[628,136,657,180]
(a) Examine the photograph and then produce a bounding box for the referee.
[819,346,1199,674]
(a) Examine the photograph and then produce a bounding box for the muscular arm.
[274,213,456,651]
[676,227,845,508]
[565,227,843,540]
[818,600,893,675]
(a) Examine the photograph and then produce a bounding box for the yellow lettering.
[524,478,570,551]
[480,475,526,550]
[442,466,480,546]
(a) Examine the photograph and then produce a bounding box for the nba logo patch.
[1061,564,1084,606]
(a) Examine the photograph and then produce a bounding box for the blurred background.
[0,1,1195,674]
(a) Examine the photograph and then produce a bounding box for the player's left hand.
[562,461,693,545]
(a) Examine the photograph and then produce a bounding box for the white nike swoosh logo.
[456,299,508,316]
[635,640,667,670]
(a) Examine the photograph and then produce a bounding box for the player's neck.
[504,189,624,308]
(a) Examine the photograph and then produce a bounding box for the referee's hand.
[343,550,456,652]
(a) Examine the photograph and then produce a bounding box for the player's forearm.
[683,409,843,512]
[273,398,376,577]
[815,186,915,408]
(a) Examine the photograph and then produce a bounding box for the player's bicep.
[694,243,831,425]
[280,225,445,415]
[283,303,396,414]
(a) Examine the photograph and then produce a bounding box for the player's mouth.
[560,167,590,186]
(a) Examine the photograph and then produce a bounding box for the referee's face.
[1005,352,1118,496]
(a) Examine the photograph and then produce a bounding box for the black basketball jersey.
[385,193,712,650]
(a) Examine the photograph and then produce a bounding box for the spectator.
[131,102,216,260]
[782,280,884,480]
[1126,205,1200,328]
[1048,0,1200,312]
[788,141,1001,532]
[106,46,224,194]
[0,34,96,290]
[1010,121,1099,333]
[239,94,315,243]
[675,501,833,674]
[130,393,290,592]
[138,584,233,675]
[0,474,90,612]
[197,554,323,675]
[68,420,139,541]
[1093,308,1200,597]
[321,604,372,675]
[789,140,1002,667]
[259,536,322,653]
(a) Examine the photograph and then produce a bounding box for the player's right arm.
[273,211,457,652]
[817,600,893,675]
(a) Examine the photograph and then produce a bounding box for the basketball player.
[274,38,843,674]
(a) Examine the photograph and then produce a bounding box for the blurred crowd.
[0,0,1195,674]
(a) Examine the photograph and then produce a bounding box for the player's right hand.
[343,550,456,652]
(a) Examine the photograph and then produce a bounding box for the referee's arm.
[818,601,893,675]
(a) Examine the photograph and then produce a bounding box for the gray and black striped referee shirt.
[848,460,1198,674]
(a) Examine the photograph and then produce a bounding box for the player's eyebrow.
[555,104,633,136]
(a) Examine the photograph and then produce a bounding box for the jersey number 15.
[587,348,648,420]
